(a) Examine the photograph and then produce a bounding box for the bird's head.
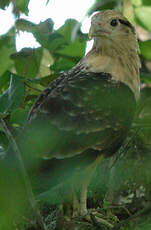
[85,10,141,100]
[89,10,137,50]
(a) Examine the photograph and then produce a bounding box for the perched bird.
[23,10,140,217]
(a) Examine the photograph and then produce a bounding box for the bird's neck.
[82,37,141,100]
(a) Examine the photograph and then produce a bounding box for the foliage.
[0,0,151,229]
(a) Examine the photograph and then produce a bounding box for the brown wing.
[23,70,136,159]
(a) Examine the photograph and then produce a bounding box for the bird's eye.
[110,19,118,27]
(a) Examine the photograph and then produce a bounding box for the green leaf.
[142,0,151,6]
[15,18,65,54]
[0,0,11,9]
[51,56,77,72]
[16,18,54,36]
[0,71,10,94]
[10,107,29,126]
[131,0,142,7]
[37,181,72,205]
[15,18,36,33]
[139,40,151,60]
[0,131,8,148]
[24,79,44,96]
[14,0,30,15]
[38,186,64,205]
[38,48,53,77]
[36,18,54,35]
[0,74,24,113]
[140,73,151,83]
[38,74,59,87]
[0,33,15,76]
[87,0,118,15]
[15,18,62,54]
[39,33,67,53]
[56,19,86,58]
[11,47,43,78]
[0,158,30,230]
[135,6,151,31]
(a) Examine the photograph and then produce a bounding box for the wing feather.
[25,69,136,159]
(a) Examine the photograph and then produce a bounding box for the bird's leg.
[79,155,104,216]
[79,179,88,216]
[78,155,115,228]
[72,193,80,217]
[104,157,117,209]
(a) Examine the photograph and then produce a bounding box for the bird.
[22,10,140,218]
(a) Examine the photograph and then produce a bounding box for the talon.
[91,211,114,229]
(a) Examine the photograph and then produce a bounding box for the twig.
[112,202,151,230]
[24,81,42,93]
[21,89,31,107]
[0,117,47,230]
[110,127,141,169]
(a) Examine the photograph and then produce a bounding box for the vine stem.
[0,117,47,230]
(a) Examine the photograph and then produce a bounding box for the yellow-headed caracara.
[24,10,140,217]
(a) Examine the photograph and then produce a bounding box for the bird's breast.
[83,51,140,100]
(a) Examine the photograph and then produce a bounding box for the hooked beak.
[89,23,109,39]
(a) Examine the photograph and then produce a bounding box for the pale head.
[85,10,141,100]
[89,10,135,42]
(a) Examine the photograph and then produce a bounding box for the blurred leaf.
[46,0,50,4]
[87,0,118,15]
[27,74,59,88]
[135,6,151,31]
[16,18,54,36]
[16,19,84,59]
[123,0,135,24]
[33,20,69,54]
[38,183,68,205]
[131,0,142,7]
[0,131,9,148]
[124,215,151,230]
[11,47,43,78]
[0,33,15,76]
[36,18,54,35]
[0,157,30,230]
[51,55,77,72]
[0,74,24,113]
[139,40,151,60]
[39,48,53,76]
[140,73,151,83]
[15,18,36,32]
[10,107,29,126]
[56,19,86,58]
[37,74,57,87]
[16,0,30,15]
[37,32,67,53]
[0,71,10,93]
[142,0,151,6]
[24,79,44,96]
[13,0,30,15]
[0,0,11,9]
[43,32,67,53]
[15,18,65,54]
[11,47,53,78]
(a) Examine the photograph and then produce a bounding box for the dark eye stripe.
[119,19,135,33]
